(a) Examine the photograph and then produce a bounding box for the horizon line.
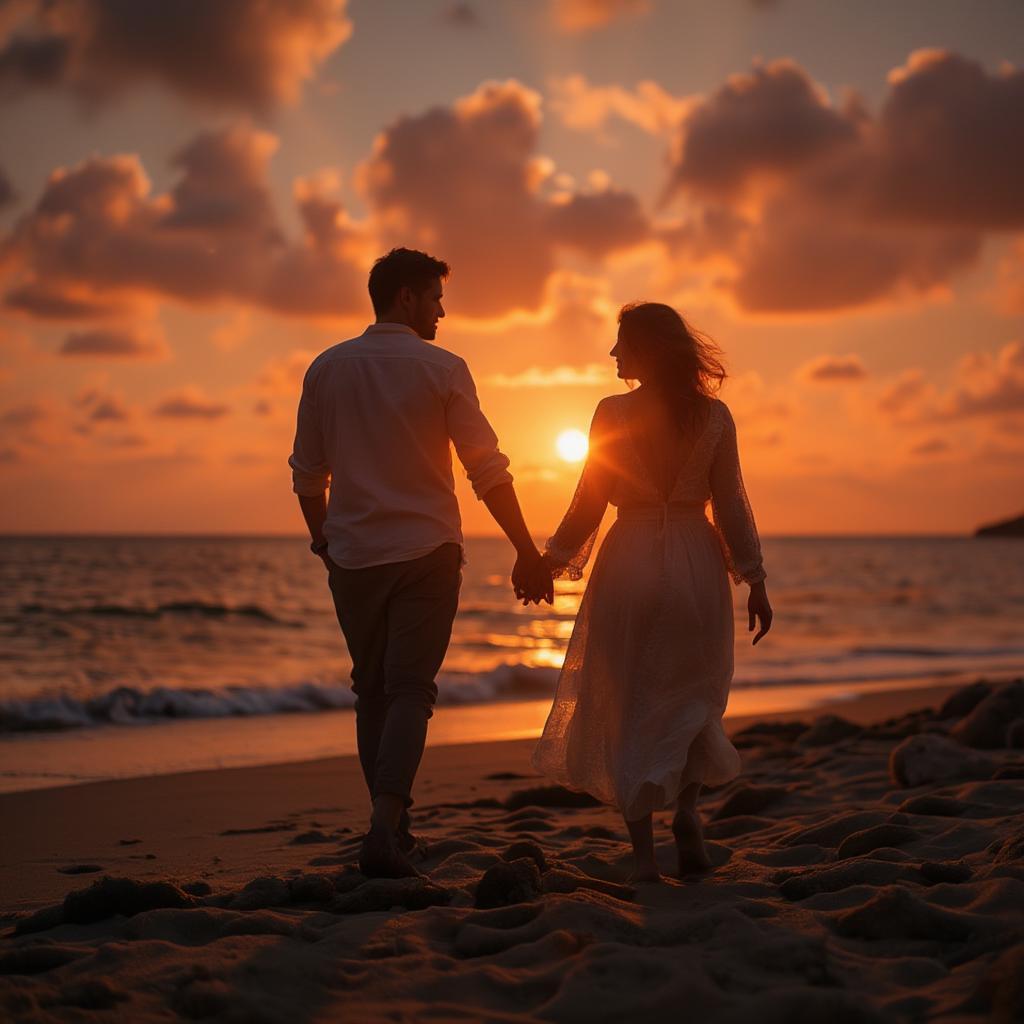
[0,530,989,541]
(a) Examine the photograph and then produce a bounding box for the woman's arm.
[544,400,615,580]
[709,402,773,644]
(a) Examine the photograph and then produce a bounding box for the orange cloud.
[549,74,689,137]
[60,326,167,359]
[666,60,858,202]
[547,187,650,257]
[0,0,352,111]
[76,388,130,423]
[358,80,648,318]
[872,50,1024,228]
[1,124,368,321]
[875,343,1024,426]
[153,388,230,420]
[909,437,951,457]
[798,354,868,383]
[938,341,1024,420]
[664,51,1023,314]
[877,369,932,420]
[553,0,651,33]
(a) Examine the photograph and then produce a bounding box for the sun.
[555,429,588,463]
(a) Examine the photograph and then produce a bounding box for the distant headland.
[975,512,1024,538]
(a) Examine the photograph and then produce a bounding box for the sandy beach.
[2,678,1024,1022]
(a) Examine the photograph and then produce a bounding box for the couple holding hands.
[290,247,772,883]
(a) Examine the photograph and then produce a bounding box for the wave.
[16,600,301,627]
[0,665,561,734]
[849,644,1024,660]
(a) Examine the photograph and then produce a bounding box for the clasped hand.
[512,552,554,606]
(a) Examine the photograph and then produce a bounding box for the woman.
[532,302,773,883]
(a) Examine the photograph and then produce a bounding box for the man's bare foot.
[626,860,662,884]
[672,807,712,876]
[358,828,422,878]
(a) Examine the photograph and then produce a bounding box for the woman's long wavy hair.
[617,302,726,436]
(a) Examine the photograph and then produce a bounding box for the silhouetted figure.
[533,302,773,883]
[290,248,552,878]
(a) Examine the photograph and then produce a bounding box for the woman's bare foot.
[672,807,712,875]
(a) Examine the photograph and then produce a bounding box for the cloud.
[2,281,126,319]
[994,239,1024,314]
[549,74,689,137]
[553,0,650,33]
[910,437,950,456]
[153,388,230,419]
[0,123,368,321]
[358,80,552,317]
[878,369,930,418]
[876,344,1024,425]
[547,187,650,257]
[60,327,166,358]
[0,165,13,206]
[869,50,1024,228]
[0,0,352,112]
[0,400,48,426]
[358,80,648,317]
[663,51,1024,314]
[666,60,858,201]
[442,2,480,27]
[799,353,868,383]
[938,341,1024,419]
[485,363,614,388]
[77,388,129,422]
[729,200,980,313]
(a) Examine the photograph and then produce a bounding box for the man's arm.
[445,359,552,604]
[482,483,553,605]
[289,362,332,567]
[297,492,331,569]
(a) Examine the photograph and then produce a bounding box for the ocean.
[2,534,1022,792]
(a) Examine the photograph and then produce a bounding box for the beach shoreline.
[0,678,996,912]
[3,676,1024,1023]
[3,672,1011,797]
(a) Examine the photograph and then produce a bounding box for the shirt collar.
[364,323,422,339]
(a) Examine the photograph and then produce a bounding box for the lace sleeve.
[710,402,766,586]
[544,400,614,580]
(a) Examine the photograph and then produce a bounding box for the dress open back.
[531,392,766,819]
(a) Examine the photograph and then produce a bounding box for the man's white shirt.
[289,323,513,569]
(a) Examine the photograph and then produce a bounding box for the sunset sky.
[1,0,1022,537]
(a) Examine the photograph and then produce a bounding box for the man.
[289,247,552,878]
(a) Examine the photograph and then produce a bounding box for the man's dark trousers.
[327,542,462,808]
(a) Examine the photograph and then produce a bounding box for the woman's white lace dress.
[532,393,766,819]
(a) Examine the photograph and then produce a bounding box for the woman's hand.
[747,581,773,646]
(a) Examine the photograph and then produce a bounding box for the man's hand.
[512,550,554,605]
[748,580,773,645]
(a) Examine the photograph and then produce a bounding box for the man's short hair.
[368,248,450,316]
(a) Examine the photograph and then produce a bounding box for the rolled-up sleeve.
[710,402,766,585]
[446,358,513,499]
[288,366,331,496]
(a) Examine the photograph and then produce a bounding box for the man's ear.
[397,285,414,308]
